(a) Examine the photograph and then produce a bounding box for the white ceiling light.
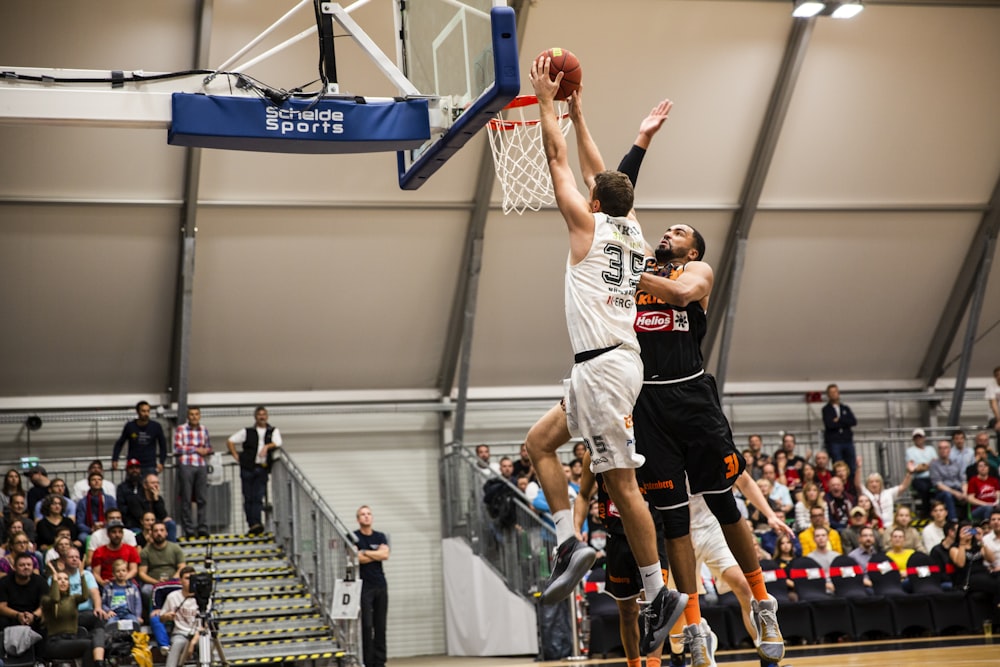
[832,1,865,19]
[792,1,825,17]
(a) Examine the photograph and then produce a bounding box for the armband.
[616,145,646,188]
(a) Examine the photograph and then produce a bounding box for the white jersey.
[565,213,644,355]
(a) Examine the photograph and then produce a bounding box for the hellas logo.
[635,311,672,331]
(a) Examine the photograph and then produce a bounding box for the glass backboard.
[396,0,519,189]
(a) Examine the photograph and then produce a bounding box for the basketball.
[540,47,582,101]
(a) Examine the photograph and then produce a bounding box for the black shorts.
[603,516,669,600]
[634,373,744,509]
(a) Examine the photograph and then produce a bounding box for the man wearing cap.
[906,428,935,516]
[72,460,116,502]
[85,508,137,567]
[116,458,145,509]
[25,465,51,515]
[91,520,140,587]
[77,471,118,542]
[111,401,167,476]
[842,505,880,553]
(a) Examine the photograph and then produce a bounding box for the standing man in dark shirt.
[354,505,389,667]
[227,406,282,535]
[0,552,47,631]
[822,384,858,479]
[112,401,167,475]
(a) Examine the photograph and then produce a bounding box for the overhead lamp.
[792,1,864,19]
[832,1,864,19]
[792,1,825,17]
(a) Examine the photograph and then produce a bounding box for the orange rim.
[487,95,570,132]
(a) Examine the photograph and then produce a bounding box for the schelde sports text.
[264,107,345,135]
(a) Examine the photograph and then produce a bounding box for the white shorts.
[692,519,739,594]
[563,346,644,474]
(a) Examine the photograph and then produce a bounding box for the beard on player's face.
[655,245,682,265]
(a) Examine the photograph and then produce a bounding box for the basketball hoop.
[487,95,571,215]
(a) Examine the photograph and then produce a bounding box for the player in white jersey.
[523,56,684,650]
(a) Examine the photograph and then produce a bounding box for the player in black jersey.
[630,225,784,666]
[573,451,672,667]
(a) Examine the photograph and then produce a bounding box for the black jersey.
[633,263,707,382]
[595,472,625,536]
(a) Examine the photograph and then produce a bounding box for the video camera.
[191,572,214,614]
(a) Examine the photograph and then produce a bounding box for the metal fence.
[440,444,555,598]
[270,455,360,665]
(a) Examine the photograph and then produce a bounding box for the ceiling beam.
[706,17,815,391]
[168,0,213,419]
[918,173,1000,388]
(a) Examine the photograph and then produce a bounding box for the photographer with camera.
[151,566,210,667]
[949,521,1000,617]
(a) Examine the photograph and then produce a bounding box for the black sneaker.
[248,523,264,535]
[539,538,597,604]
[670,649,686,666]
[639,588,688,654]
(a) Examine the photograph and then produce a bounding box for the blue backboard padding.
[168,94,430,154]
[397,5,520,189]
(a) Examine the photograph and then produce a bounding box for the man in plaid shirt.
[173,406,213,538]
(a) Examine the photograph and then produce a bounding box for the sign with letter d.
[330,579,362,619]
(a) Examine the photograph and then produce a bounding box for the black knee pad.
[661,506,691,540]
[702,491,742,526]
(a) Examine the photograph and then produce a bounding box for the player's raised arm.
[567,90,605,193]
[529,56,592,257]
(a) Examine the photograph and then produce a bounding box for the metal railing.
[441,444,555,598]
[270,454,360,663]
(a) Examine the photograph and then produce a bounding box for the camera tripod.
[183,607,228,667]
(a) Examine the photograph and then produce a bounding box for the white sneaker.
[683,619,717,667]
[751,594,785,661]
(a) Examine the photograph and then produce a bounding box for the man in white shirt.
[153,567,204,667]
[921,500,949,553]
[950,429,975,474]
[227,406,282,535]
[982,508,1000,571]
[986,366,1000,426]
[906,429,936,515]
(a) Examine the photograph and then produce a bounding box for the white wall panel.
[726,211,981,382]
[189,207,466,392]
[0,205,178,397]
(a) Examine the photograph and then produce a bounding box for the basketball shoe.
[683,619,718,667]
[751,594,784,661]
[539,537,596,604]
[639,588,687,654]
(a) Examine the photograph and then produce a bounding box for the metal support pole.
[948,234,997,425]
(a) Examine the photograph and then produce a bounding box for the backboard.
[396,0,520,189]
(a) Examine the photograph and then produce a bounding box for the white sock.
[553,510,575,545]
[639,562,665,601]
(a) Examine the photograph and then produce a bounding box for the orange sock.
[745,567,768,601]
[682,591,700,626]
[626,658,641,667]
[647,656,662,667]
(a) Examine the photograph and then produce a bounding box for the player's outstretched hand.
[567,89,584,124]
[529,56,561,103]
[638,99,673,140]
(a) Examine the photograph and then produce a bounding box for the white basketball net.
[487,96,572,215]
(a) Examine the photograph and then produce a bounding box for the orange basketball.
[539,47,582,101]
